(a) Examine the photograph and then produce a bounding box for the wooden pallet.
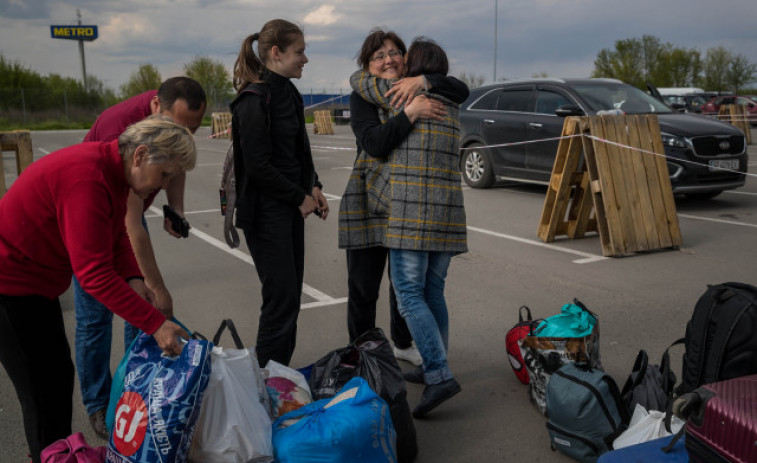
[538,115,682,257]
[313,110,334,135]
[718,104,752,145]
[211,112,232,139]
[1,130,33,198]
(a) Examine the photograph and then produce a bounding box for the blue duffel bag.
[273,376,397,463]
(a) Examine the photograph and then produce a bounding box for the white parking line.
[678,213,757,228]
[147,205,347,309]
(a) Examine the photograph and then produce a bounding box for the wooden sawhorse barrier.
[1,130,33,198]
[718,104,752,145]
[538,115,682,257]
[313,110,334,135]
[211,112,232,139]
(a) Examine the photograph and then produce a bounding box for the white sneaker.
[394,344,423,366]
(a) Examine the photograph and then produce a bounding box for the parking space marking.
[678,213,757,228]
[724,190,757,196]
[147,205,347,310]
[466,226,607,264]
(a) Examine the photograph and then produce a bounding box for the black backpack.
[620,345,677,416]
[676,282,757,395]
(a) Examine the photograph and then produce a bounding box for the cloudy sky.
[1,0,756,95]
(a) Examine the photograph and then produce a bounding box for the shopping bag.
[612,404,684,450]
[264,360,312,418]
[188,319,273,463]
[106,332,212,463]
[519,299,602,414]
[106,318,192,433]
[41,432,106,463]
[273,376,397,463]
[309,328,417,463]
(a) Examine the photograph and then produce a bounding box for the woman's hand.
[298,195,318,218]
[311,186,329,220]
[386,76,425,108]
[403,94,447,124]
[152,319,188,357]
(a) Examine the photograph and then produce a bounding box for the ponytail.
[233,33,264,92]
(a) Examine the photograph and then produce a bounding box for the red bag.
[505,306,533,384]
[41,432,106,463]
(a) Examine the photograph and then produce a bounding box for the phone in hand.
[163,205,190,238]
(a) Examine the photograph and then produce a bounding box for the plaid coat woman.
[344,70,467,254]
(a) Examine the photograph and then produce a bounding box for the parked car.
[663,94,708,113]
[701,95,757,125]
[459,78,748,199]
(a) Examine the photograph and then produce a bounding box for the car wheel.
[461,144,495,188]
[685,191,722,200]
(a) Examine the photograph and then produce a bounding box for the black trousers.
[346,246,413,348]
[0,294,74,463]
[243,198,304,367]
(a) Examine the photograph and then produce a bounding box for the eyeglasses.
[370,50,403,63]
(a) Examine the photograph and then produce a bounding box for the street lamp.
[493,0,498,82]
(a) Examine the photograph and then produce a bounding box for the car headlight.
[660,132,687,149]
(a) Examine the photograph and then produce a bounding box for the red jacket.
[0,139,165,334]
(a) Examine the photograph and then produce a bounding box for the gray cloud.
[1,0,755,94]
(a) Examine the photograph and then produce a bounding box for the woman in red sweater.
[0,115,194,463]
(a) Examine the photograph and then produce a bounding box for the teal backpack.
[546,362,629,463]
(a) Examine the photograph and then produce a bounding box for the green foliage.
[184,56,234,112]
[593,37,756,92]
[120,64,162,99]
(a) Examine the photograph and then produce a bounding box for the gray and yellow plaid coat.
[338,70,467,254]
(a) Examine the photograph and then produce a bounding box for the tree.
[120,64,162,99]
[725,54,757,94]
[592,38,644,87]
[702,47,731,91]
[458,71,486,89]
[184,56,233,112]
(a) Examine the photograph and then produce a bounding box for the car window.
[469,90,499,110]
[535,90,571,115]
[495,89,532,112]
[571,82,672,114]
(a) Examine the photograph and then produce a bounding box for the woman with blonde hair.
[0,115,195,463]
[231,19,327,367]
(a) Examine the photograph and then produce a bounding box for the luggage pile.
[505,282,757,463]
[99,321,412,463]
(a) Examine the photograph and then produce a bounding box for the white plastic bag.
[188,321,273,463]
[612,403,684,450]
[264,360,312,418]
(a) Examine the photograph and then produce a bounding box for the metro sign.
[50,25,98,41]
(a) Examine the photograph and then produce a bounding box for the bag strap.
[41,438,72,462]
[663,338,685,432]
[528,318,547,336]
[212,319,245,349]
[518,305,532,323]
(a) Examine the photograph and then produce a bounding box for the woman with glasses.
[338,28,468,371]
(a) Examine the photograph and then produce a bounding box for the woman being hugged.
[231,19,328,367]
[349,37,468,418]
[338,28,468,361]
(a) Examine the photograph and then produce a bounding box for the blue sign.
[50,25,98,41]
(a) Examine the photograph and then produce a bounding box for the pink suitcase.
[681,374,757,463]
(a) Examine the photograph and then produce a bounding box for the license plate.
[708,159,739,172]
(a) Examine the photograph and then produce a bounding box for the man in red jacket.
[74,77,206,439]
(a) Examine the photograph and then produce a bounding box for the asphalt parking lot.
[1,123,756,462]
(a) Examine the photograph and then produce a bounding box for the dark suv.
[459,78,747,199]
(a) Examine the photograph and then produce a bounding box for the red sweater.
[0,140,166,334]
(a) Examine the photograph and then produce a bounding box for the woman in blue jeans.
[349,37,468,417]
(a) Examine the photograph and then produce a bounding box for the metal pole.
[21,88,27,124]
[77,9,87,90]
[494,0,498,82]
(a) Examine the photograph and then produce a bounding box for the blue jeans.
[74,216,146,415]
[389,249,454,385]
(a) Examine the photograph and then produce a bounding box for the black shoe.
[89,408,109,440]
[403,366,425,384]
[412,378,461,418]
